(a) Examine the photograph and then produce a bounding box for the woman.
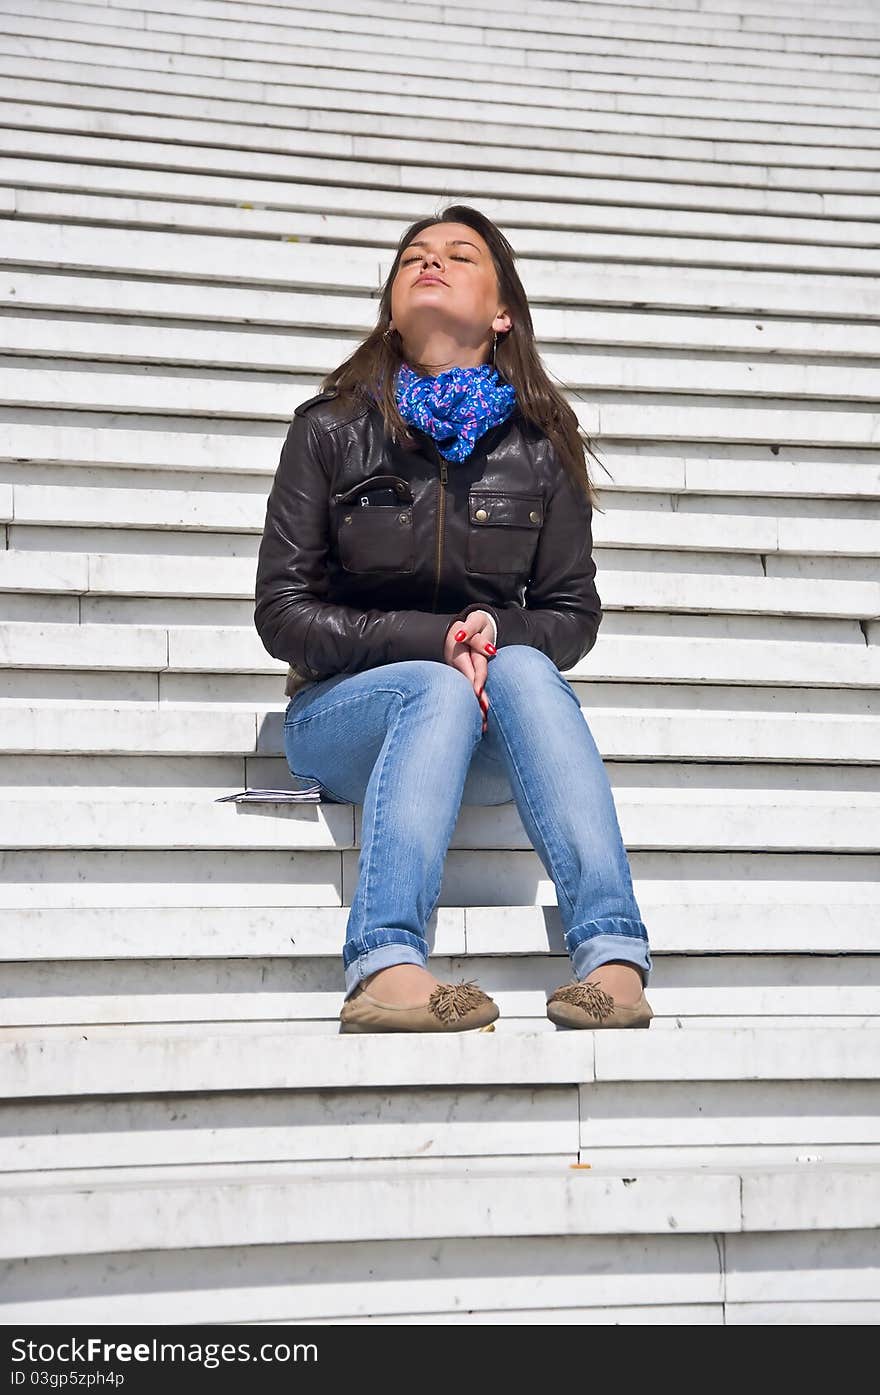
[254,204,653,1034]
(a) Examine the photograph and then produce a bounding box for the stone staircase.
[0,0,878,1323]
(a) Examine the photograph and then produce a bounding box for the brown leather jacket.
[254,388,603,697]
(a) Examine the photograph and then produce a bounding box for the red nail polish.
[454,629,467,641]
[485,642,496,654]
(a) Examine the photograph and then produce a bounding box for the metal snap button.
[475,507,488,520]
[529,510,540,523]
[343,514,352,524]
[398,512,409,524]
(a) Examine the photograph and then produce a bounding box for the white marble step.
[5,365,879,448]
[2,1161,879,1263]
[11,0,880,61]
[4,431,878,502]
[17,479,880,544]
[6,74,880,191]
[585,401,880,449]
[3,668,874,716]
[2,1025,877,1100]
[15,0,878,73]
[1,700,878,764]
[367,0,874,17]
[307,1306,724,1323]
[2,953,877,1027]
[1,901,877,958]
[0,776,877,850]
[0,216,378,296]
[6,144,880,228]
[3,1087,879,1174]
[4,14,877,123]
[2,520,870,574]
[563,1144,880,1173]
[6,546,880,630]
[4,493,880,564]
[6,54,879,166]
[2,1226,876,1324]
[300,1303,874,1324]
[385,0,879,28]
[725,1302,880,1326]
[2,622,879,688]
[8,54,880,175]
[5,13,878,117]
[6,9,878,100]
[9,185,880,286]
[446,0,876,21]
[3,219,879,321]
[242,0,880,35]
[615,448,880,500]
[5,1015,878,1039]
[1,597,876,654]
[6,270,880,358]
[2,1078,878,1175]
[5,562,879,636]
[8,313,880,398]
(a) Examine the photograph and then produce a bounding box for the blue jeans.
[282,645,652,1001]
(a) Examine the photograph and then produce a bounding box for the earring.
[383,326,394,341]
[492,330,498,361]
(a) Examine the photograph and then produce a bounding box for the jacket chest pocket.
[466,491,544,575]
[333,475,415,574]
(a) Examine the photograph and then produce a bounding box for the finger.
[445,622,475,667]
[471,652,488,693]
[468,624,495,657]
[453,652,477,685]
[454,616,495,657]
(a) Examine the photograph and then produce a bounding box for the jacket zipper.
[431,448,448,612]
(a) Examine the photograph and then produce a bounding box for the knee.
[486,644,557,682]
[424,662,484,733]
[395,659,482,713]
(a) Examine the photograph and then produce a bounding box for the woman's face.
[389,222,510,368]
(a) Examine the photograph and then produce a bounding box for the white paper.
[215,785,322,804]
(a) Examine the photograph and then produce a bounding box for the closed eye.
[402,256,471,264]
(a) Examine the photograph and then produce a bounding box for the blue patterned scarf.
[393,362,517,462]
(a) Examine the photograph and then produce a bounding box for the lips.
[415,276,446,286]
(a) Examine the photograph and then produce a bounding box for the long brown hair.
[318,204,608,511]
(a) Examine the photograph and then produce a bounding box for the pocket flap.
[334,475,414,505]
[469,493,544,527]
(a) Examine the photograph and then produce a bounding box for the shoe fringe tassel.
[428,979,490,1024]
[549,980,616,1022]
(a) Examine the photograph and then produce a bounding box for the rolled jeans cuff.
[565,918,653,987]
[342,929,429,1000]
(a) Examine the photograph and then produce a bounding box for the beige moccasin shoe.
[340,978,499,1033]
[546,979,653,1030]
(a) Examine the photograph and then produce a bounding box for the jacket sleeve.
[253,411,465,678]
[467,458,602,673]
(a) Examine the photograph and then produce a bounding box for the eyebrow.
[405,238,481,253]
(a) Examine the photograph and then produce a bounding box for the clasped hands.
[443,609,496,734]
